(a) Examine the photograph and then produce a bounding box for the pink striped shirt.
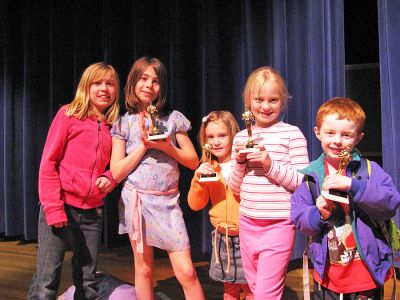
[229,122,309,219]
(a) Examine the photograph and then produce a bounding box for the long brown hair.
[124,57,169,115]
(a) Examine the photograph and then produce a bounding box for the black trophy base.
[321,189,349,204]
[199,172,220,182]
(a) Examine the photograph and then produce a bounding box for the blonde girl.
[110,57,205,300]
[229,67,309,299]
[28,62,120,299]
[188,110,253,300]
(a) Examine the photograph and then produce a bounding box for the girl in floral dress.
[110,57,205,300]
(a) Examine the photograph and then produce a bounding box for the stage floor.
[0,239,398,299]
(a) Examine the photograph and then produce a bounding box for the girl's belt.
[123,182,178,254]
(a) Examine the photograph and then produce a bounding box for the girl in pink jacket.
[28,62,120,299]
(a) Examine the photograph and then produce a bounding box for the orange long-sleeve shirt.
[187,161,240,236]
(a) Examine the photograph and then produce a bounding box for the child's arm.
[110,137,147,183]
[187,164,212,211]
[291,182,328,235]
[38,108,69,226]
[228,141,247,195]
[248,129,309,192]
[145,131,199,170]
[350,161,400,220]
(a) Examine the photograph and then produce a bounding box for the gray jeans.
[28,204,103,300]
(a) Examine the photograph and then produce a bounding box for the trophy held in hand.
[239,108,260,154]
[321,145,352,204]
[147,104,167,141]
[199,140,220,182]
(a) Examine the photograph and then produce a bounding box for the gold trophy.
[146,104,167,141]
[199,140,220,182]
[321,145,352,204]
[239,108,260,154]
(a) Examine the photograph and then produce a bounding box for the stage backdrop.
[378,0,400,268]
[0,0,345,257]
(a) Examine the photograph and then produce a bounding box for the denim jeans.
[28,204,103,300]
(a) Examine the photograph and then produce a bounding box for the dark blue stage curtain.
[1,0,344,257]
[378,0,400,267]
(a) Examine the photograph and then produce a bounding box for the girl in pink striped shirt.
[229,67,309,299]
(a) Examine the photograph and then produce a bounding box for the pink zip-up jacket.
[38,106,116,225]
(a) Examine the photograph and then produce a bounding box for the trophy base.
[199,173,220,182]
[239,147,260,154]
[148,133,167,141]
[321,190,349,204]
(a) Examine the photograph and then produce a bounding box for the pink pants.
[239,216,295,300]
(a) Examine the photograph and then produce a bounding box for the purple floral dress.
[111,110,191,251]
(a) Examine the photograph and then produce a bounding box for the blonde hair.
[198,110,240,163]
[125,57,168,115]
[316,97,366,133]
[66,62,120,124]
[242,66,289,110]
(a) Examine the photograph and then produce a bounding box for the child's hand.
[145,136,172,152]
[96,176,113,194]
[316,195,335,220]
[196,162,215,177]
[53,221,68,228]
[322,174,352,192]
[138,112,150,148]
[233,142,247,164]
[246,145,271,172]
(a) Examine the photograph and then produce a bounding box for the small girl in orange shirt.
[188,111,253,300]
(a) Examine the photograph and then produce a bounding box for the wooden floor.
[0,238,398,299]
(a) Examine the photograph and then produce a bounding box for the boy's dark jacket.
[290,151,400,285]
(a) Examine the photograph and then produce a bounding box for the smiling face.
[314,113,364,168]
[250,80,283,128]
[89,70,117,115]
[134,66,160,109]
[205,121,232,163]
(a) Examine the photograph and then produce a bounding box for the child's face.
[135,66,160,108]
[314,113,364,167]
[250,81,283,128]
[89,71,116,115]
[205,121,231,163]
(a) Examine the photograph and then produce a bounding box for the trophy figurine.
[147,104,167,141]
[199,140,220,182]
[321,145,352,204]
[239,108,260,154]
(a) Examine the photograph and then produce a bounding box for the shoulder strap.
[355,158,397,299]
[303,175,317,300]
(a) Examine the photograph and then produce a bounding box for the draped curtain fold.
[1,0,344,257]
[378,0,400,267]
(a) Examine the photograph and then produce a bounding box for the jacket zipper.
[83,120,101,205]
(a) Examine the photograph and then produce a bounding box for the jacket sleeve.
[187,173,210,211]
[266,128,309,192]
[350,161,400,220]
[38,108,69,225]
[99,170,117,190]
[290,181,328,236]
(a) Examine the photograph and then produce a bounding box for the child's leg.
[238,216,259,294]
[223,282,241,300]
[131,240,155,300]
[240,217,295,299]
[67,205,103,299]
[241,284,254,300]
[168,249,205,300]
[255,219,295,299]
[27,206,67,299]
